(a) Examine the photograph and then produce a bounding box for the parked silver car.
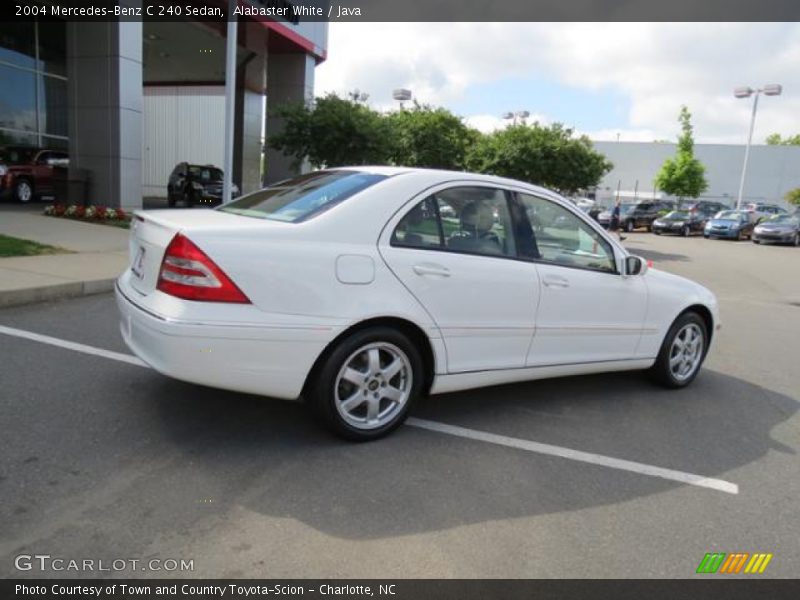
[752,214,800,246]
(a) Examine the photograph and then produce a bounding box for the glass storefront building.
[0,20,68,150]
[0,10,327,209]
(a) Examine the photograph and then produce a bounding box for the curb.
[0,278,116,309]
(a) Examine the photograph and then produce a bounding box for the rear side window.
[391,186,515,258]
[218,170,387,223]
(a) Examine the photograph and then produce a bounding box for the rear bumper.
[115,275,338,400]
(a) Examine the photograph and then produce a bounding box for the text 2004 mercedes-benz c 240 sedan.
[116,167,719,440]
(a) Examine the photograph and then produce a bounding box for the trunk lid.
[127,209,261,295]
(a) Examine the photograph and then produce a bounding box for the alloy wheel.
[17,181,32,203]
[334,342,412,430]
[668,323,704,382]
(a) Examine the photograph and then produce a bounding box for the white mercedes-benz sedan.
[116,167,719,440]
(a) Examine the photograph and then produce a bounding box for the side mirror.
[625,255,648,276]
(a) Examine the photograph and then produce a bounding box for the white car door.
[379,185,540,373]
[516,192,648,366]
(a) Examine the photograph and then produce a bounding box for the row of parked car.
[581,198,800,246]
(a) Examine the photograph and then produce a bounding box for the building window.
[0,19,67,149]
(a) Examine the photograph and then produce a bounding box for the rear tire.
[649,312,708,389]
[306,327,424,441]
[625,220,634,233]
[682,225,690,237]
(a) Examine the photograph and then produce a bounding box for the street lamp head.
[734,86,754,98]
[502,112,514,120]
[518,111,530,119]
[762,84,782,96]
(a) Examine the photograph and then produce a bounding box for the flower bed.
[43,204,131,228]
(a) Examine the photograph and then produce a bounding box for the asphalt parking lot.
[1,232,799,578]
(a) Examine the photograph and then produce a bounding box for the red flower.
[74,205,86,218]
[116,208,127,220]
[95,205,107,219]
[53,204,66,216]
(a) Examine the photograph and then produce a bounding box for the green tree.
[785,188,800,207]
[465,122,612,193]
[386,103,479,169]
[267,93,393,169]
[654,106,708,202]
[766,133,800,145]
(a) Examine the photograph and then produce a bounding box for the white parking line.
[407,418,738,494]
[0,324,148,368]
[1,324,739,495]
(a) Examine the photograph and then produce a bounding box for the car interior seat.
[448,201,502,254]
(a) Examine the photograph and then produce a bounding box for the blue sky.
[449,76,630,132]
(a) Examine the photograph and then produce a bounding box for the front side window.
[219,170,387,223]
[517,193,617,273]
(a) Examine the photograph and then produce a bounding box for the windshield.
[619,204,636,215]
[0,147,37,165]
[763,214,797,224]
[664,210,690,220]
[715,210,746,220]
[187,166,223,183]
[217,170,388,223]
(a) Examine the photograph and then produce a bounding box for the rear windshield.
[217,170,388,223]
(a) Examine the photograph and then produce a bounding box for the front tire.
[306,327,424,441]
[15,179,34,203]
[649,312,708,389]
[625,220,634,233]
[682,225,690,237]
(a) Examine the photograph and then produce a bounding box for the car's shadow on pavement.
[624,245,691,262]
[149,368,797,540]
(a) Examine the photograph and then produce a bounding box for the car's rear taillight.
[156,233,250,303]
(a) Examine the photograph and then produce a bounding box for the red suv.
[0,146,69,203]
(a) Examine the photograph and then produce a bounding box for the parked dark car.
[752,213,800,246]
[703,210,755,240]
[652,210,706,236]
[0,146,69,203]
[167,162,240,207]
[681,200,729,220]
[597,200,675,231]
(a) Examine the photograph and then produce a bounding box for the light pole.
[392,88,412,110]
[502,110,530,125]
[734,84,782,209]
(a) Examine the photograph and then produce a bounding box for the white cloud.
[314,23,800,144]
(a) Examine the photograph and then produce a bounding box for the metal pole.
[222,0,238,205]
[736,91,760,210]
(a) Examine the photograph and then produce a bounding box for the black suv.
[608,201,675,232]
[681,200,729,220]
[167,163,240,207]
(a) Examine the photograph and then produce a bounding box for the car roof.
[328,166,562,199]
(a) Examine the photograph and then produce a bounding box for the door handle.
[413,263,451,278]
[543,274,570,288]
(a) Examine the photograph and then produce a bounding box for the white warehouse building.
[591,141,800,208]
